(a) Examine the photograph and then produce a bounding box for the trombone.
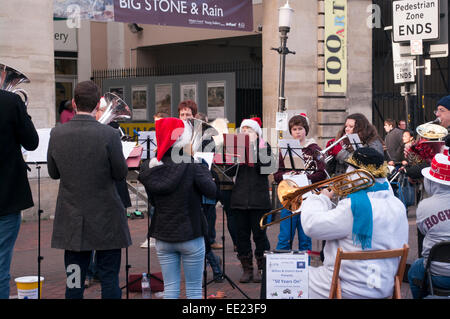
[259,169,376,230]
[318,135,349,163]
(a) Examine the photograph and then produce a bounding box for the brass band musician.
[301,148,409,299]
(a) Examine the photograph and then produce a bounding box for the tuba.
[259,169,376,230]
[0,63,30,106]
[98,92,132,124]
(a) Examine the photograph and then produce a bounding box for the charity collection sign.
[392,0,440,42]
[265,252,309,299]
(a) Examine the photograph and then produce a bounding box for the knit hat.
[153,117,192,163]
[240,117,262,136]
[421,153,450,186]
[289,113,310,136]
[346,147,389,178]
[437,95,450,110]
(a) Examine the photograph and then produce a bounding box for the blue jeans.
[276,209,311,251]
[0,212,21,299]
[155,237,205,299]
[64,249,122,299]
[408,258,450,299]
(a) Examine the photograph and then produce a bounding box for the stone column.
[0,0,55,129]
[262,0,318,140]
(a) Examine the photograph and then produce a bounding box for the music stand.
[204,134,251,298]
[24,128,51,300]
[277,139,312,250]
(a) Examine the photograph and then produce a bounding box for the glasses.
[434,108,447,115]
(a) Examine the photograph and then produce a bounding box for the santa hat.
[150,118,192,167]
[422,153,450,186]
[240,117,262,136]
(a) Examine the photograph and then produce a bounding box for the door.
[55,77,76,123]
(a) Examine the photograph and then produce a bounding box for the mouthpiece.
[432,117,442,124]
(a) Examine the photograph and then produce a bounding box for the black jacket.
[230,139,276,211]
[138,153,217,243]
[0,90,39,215]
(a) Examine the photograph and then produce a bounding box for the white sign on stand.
[394,60,415,84]
[266,252,309,299]
[393,0,440,42]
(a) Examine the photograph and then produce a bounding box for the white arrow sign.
[393,0,440,42]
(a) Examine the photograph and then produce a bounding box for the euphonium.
[0,63,30,106]
[186,118,219,155]
[98,92,131,124]
[416,118,448,140]
[259,169,376,230]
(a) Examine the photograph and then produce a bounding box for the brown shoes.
[210,242,223,249]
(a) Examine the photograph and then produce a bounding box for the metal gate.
[91,60,262,126]
[372,0,449,134]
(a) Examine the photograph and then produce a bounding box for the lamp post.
[272,1,295,114]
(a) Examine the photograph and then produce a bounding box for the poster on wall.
[180,83,198,104]
[207,81,225,120]
[324,0,347,94]
[109,87,124,100]
[155,84,172,116]
[53,0,114,22]
[131,85,148,121]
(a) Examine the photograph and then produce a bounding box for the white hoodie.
[416,178,450,276]
[301,177,409,299]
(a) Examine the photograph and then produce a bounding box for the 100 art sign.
[114,0,253,31]
[324,0,347,94]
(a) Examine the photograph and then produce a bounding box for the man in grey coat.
[47,81,131,299]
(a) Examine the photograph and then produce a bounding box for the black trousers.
[234,209,270,258]
[64,249,122,299]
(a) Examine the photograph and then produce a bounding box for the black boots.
[253,256,265,283]
[238,254,254,283]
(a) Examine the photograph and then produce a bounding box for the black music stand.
[207,148,250,299]
[120,133,163,296]
[25,161,45,300]
[277,142,313,250]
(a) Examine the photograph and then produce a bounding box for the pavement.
[8,204,419,300]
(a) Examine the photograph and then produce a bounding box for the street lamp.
[272,1,296,113]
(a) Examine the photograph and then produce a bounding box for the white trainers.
[140,238,155,248]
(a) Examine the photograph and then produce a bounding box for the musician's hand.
[388,160,395,166]
[321,188,334,200]
[401,160,408,166]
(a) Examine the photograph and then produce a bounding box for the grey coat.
[47,114,132,251]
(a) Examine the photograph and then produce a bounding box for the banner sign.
[113,0,253,31]
[324,0,347,94]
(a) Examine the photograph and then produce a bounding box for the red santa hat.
[152,118,192,166]
[240,117,262,136]
[421,153,450,186]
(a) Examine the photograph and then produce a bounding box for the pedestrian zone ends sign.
[393,0,439,42]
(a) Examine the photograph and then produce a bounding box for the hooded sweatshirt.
[416,178,450,276]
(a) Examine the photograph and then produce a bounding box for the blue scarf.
[347,182,389,250]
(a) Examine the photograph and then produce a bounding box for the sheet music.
[25,128,51,163]
[137,131,157,159]
[121,141,136,159]
[347,133,362,151]
[194,152,214,170]
[278,139,302,157]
